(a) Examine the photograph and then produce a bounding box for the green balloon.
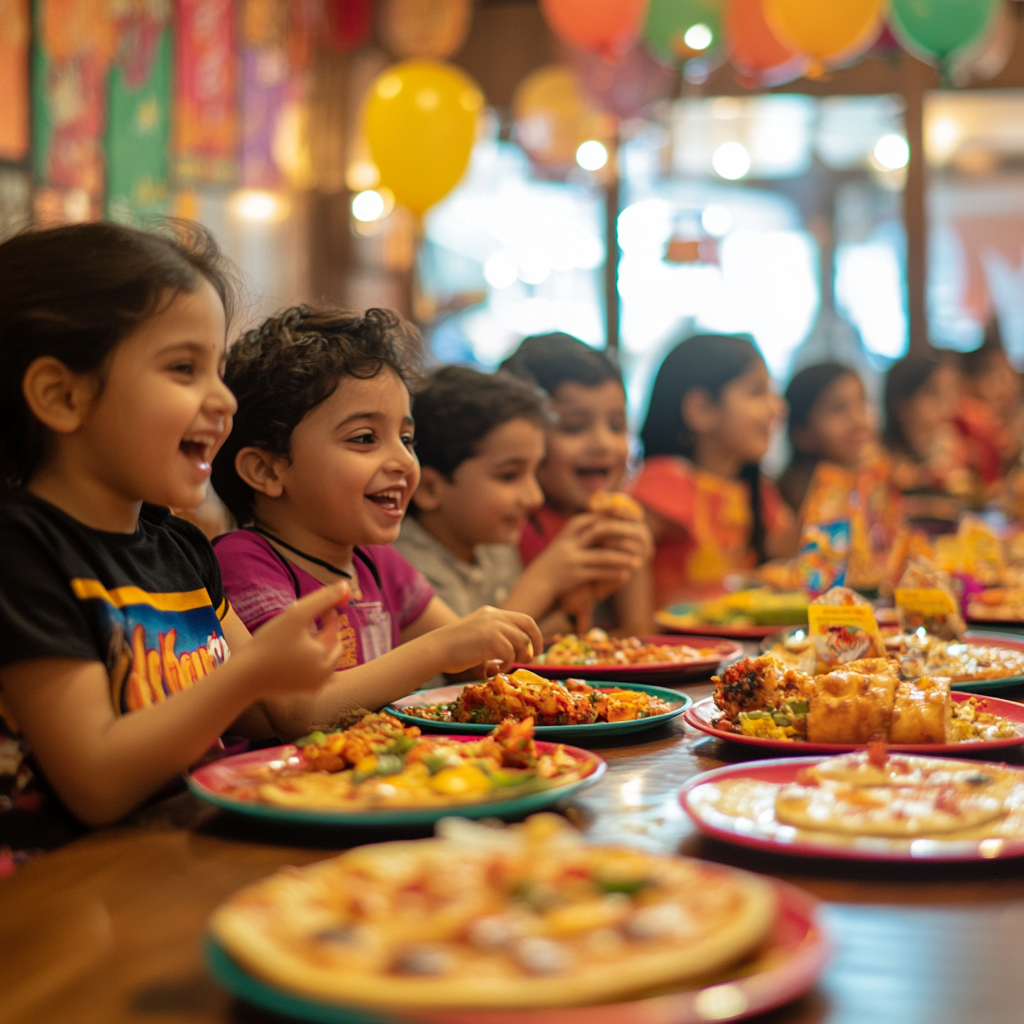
[643,0,724,64]
[889,0,997,62]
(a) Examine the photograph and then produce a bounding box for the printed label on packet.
[807,603,885,668]
[894,587,958,618]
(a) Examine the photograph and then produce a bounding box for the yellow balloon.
[764,0,886,73]
[363,59,484,215]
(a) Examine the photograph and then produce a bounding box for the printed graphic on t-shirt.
[70,579,230,713]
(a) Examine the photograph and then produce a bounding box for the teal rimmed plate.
[187,738,605,826]
[388,682,692,742]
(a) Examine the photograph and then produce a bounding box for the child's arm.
[611,560,656,635]
[0,585,348,826]
[243,604,544,740]
[502,514,644,622]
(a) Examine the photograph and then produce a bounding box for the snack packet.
[798,521,849,598]
[807,585,886,673]
[894,558,965,641]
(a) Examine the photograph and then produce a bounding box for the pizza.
[402,670,677,726]
[774,747,1019,837]
[210,814,778,1010]
[208,713,594,811]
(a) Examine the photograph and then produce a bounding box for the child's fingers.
[286,582,350,625]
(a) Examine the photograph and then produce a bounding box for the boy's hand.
[239,583,350,697]
[533,514,644,594]
[431,606,543,676]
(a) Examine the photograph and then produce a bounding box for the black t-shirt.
[0,490,231,856]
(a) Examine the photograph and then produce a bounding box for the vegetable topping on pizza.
[209,814,778,1009]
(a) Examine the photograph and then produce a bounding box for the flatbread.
[210,815,777,1010]
[775,752,1016,837]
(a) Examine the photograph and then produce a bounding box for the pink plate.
[683,692,1024,754]
[681,756,1024,861]
[517,636,742,683]
[208,878,829,1024]
[188,737,605,826]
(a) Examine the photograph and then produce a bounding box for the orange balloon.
[763,0,884,74]
[726,0,805,83]
[540,0,649,59]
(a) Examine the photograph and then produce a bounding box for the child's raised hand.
[237,582,351,697]
[533,514,645,593]
[429,605,543,677]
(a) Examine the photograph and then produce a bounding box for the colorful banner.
[106,4,172,223]
[174,0,237,184]
[0,0,30,162]
[241,45,288,189]
[32,0,114,220]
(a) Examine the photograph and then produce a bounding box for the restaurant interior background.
[3,0,1024,459]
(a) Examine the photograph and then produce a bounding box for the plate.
[683,693,1024,754]
[681,756,1024,862]
[388,682,692,741]
[203,878,829,1024]
[655,610,802,640]
[517,636,742,683]
[187,738,605,826]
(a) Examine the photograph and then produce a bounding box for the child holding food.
[210,307,542,740]
[633,334,797,608]
[499,333,654,632]
[0,223,353,846]
[394,365,646,634]
[779,362,903,591]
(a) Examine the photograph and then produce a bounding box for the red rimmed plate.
[204,879,830,1024]
[681,756,1024,862]
[683,692,1024,755]
[188,738,605,826]
[517,636,742,683]
[654,614,804,640]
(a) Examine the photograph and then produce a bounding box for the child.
[779,362,902,591]
[211,308,541,738]
[883,352,984,524]
[0,222,352,844]
[633,334,796,608]
[394,365,644,631]
[499,333,653,632]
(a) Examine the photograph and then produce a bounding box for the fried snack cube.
[806,666,898,744]
[889,675,950,745]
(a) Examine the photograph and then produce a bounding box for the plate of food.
[205,813,831,1024]
[656,591,809,639]
[763,628,1024,692]
[517,630,741,682]
[684,692,1024,755]
[389,671,692,741]
[682,747,1024,861]
[967,587,1024,626]
[188,713,605,825]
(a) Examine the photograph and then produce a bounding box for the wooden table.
[5,678,1024,1024]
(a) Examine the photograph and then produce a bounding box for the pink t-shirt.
[213,530,434,668]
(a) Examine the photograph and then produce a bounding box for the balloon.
[763,0,886,74]
[539,0,649,59]
[363,60,483,214]
[379,0,472,59]
[513,64,603,167]
[569,41,676,118]
[644,0,723,63]
[725,0,807,86]
[889,0,998,64]
[950,0,1015,84]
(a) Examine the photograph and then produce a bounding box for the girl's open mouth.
[366,489,406,518]
[574,466,612,488]
[179,439,212,472]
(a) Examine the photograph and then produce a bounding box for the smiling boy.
[395,366,645,631]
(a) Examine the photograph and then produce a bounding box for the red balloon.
[540,0,649,60]
[726,0,806,86]
[569,42,675,119]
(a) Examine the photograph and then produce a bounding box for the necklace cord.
[248,526,353,580]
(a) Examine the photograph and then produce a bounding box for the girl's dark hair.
[883,352,944,453]
[212,305,422,526]
[412,365,546,484]
[500,332,623,395]
[0,220,237,488]
[778,362,859,511]
[640,333,769,562]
